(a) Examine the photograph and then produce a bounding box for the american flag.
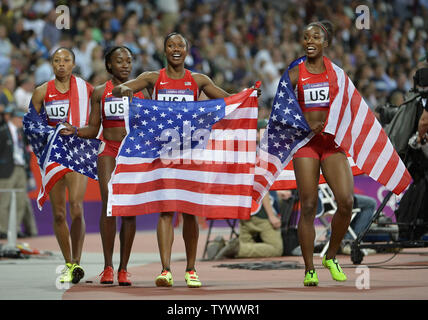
[23,102,101,209]
[253,56,411,204]
[252,58,314,204]
[107,88,258,219]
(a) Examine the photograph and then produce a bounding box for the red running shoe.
[118,269,132,286]
[99,266,114,284]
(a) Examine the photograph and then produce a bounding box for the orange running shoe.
[118,269,132,286]
[99,266,114,284]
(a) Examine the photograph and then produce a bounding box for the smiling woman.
[111,32,232,288]
[286,20,356,286]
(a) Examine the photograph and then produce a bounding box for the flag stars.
[294,114,302,121]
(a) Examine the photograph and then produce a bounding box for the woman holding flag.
[112,32,233,288]
[30,47,93,284]
[280,20,411,286]
[61,46,143,286]
[289,21,358,286]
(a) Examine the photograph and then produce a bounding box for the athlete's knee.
[122,216,136,224]
[182,213,197,223]
[336,194,354,215]
[159,212,174,221]
[299,199,318,219]
[53,211,67,225]
[69,200,83,215]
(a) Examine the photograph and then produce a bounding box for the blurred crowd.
[0,0,426,117]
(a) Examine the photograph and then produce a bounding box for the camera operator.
[376,68,428,160]
[416,69,428,143]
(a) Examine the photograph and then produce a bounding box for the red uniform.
[44,80,71,127]
[293,61,344,160]
[98,80,144,158]
[44,76,93,128]
[152,68,199,101]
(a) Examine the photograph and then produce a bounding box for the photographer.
[418,108,428,143]
[392,67,428,241]
[375,68,428,160]
[416,68,428,143]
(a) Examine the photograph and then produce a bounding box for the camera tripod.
[351,190,428,264]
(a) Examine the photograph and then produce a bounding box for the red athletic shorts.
[293,133,345,161]
[98,139,122,158]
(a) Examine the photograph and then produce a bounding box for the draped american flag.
[252,56,411,205]
[252,58,314,204]
[107,87,258,219]
[23,102,101,209]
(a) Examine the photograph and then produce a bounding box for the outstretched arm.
[112,71,159,100]
[193,73,231,99]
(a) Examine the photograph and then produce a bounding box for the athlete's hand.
[113,85,134,101]
[59,122,76,136]
[251,82,262,98]
[309,121,325,135]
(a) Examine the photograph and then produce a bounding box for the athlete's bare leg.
[118,216,136,271]
[320,152,354,259]
[64,171,88,265]
[49,176,72,264]
[182,213,199,271]
[98,156,117,269]
[157,212,174,271]
[293,157,321,272]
